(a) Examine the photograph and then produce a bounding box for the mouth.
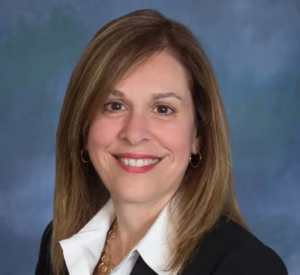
[113,155,162,168]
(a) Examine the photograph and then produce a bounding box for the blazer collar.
[59,199,172,275]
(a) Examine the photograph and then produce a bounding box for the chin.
[110,184,160,204]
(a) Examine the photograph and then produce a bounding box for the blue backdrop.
[0,1,299,274]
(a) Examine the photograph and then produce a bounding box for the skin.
[87,50,200,267]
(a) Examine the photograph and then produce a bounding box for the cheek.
[87,115,195,158]
[155,119,194,157]
[87,118,119,151]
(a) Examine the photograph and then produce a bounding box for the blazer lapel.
[130,255,158,275]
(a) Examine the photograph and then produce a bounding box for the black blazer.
[35,217,288,275]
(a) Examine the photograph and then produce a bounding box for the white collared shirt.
[59,199,172,275]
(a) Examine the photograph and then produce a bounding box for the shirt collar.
[59,198,171,275]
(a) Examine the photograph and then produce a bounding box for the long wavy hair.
[52,9,248,275]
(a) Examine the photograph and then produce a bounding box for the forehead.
[114,51,190,97]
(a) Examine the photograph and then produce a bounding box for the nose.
[119,110,150,146]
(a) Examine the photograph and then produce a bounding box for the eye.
[103,102,174,116]
[155,105,174,116]
[103,101,125,112]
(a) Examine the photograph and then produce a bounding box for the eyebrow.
[110,89,182,101]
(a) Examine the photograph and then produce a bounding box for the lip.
[113,153,162,160]
[114,156,161,174]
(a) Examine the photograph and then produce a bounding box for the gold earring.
[81,148,91,163]
[189,151,201,168]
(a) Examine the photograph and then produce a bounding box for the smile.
[113,155,162,174]
[116,157,160,167]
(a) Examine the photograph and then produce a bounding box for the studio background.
[0,1,299,274]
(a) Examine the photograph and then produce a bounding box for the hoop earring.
[189,151,201,168]
[81,148,91,163]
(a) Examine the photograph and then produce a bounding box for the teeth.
[118,158,160,167]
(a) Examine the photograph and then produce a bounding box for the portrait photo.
[0,1,299,275]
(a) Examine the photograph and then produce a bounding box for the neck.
[110,195,172,258]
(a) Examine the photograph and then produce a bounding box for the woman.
[35,9,288,275]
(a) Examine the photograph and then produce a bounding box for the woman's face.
[87,51,199,204]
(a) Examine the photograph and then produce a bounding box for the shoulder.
[183,217,288,275]
[35,221,53,275]
[212,244,288,275]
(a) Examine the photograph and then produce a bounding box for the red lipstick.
[114,153,161,159]
[113,153,162,174]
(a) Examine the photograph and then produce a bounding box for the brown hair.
[52,9,248,275]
